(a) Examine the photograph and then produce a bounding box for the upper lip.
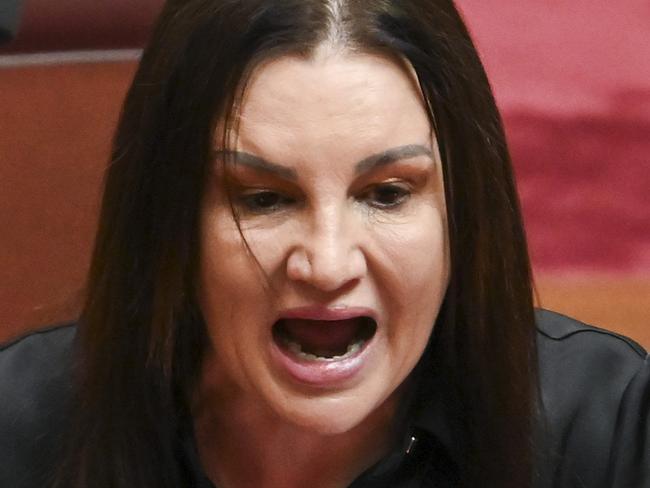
[277,305,378,322]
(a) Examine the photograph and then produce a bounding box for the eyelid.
[357,178,413,194]
[357,180,413,210]
[353,160,433,189]
[224,168,301,195]
[234,187,298,215]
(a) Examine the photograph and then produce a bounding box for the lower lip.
[269,337,373,388]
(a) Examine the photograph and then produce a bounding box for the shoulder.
[0,323,77,406]
[535,308,646,357]
[535,308,646,410]
[535,308,646,393]
[533,309,649,488]
[0,322,77,362]
[0,323,77,487]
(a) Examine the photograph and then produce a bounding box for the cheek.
[198,207,293,330]
[198,210,274,382]
[381,208,448,288]
[200,211,243,289]
[375,207,448,340]
[200,207,278,283]
[198,209,261,331]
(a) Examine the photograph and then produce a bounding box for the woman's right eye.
[238,190,294,214]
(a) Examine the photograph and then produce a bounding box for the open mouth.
[272,316,377,362]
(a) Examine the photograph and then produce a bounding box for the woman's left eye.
[360,182,411,209]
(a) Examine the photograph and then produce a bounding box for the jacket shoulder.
[534,308,647,411]
[533,309,649,488]
[0,324,77,487]
[535,308,647,357]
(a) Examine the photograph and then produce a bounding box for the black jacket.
[1,309,648,487]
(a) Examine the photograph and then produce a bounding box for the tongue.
[282,319,360,356]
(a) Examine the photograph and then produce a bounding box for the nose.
[286,206,367,292]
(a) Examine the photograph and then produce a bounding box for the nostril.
[286,232,366,292]
[286,248,312,282]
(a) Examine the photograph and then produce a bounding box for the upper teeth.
[286,339,363,362]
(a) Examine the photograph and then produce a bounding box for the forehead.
[227,52,433,162]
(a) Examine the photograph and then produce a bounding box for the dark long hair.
[56,1,537,487]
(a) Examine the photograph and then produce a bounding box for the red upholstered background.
[0,0,648,344]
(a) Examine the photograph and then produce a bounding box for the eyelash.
[236,182,412,214]
[237,190,296,214]
[359,182,411,209]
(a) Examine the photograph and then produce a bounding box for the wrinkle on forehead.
[212,51,436,188]
[212,30,432,151]
[237,51,427,125]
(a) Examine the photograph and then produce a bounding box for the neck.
[192,365,402,488]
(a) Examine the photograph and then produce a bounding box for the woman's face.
[198,51,449,434]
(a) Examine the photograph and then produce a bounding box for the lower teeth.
[285,339,364,362]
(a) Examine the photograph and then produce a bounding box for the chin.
[284,401,371,435]
[269,385,395,436]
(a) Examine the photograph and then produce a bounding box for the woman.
[0,1,647,487]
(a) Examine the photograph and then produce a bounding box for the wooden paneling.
[0,0,163,53]
[535,276,649,349]
[0,62,137,341]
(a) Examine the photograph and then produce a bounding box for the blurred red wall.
[1,1,648,343]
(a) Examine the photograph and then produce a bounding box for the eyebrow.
[354,144,433,173]
[214,150,298,180]
[213,144,433,180]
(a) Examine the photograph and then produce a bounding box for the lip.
[270,305,378,388]
[277,305,378,322]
